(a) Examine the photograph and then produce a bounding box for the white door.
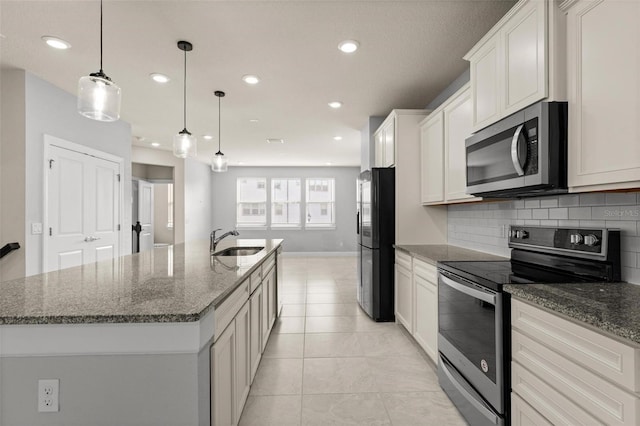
[47,145,120,272]
[137,179,154,252]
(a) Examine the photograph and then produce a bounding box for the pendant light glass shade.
[211,90,228,172]
[78,73,121,121]
[173,129,197,159]
[173,41,197,158]
[212,151,228,172]
[77,0,121,122]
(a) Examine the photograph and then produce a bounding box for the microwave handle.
[511,124,526,176]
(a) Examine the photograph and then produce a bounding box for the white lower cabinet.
[249,285,262,382]
[261,271,271,352]
[211,321,236,426]
[394,250,413,333]
[511,393,553,426]
[511,299,640,426]
[412,258,438,364]
[234,301,250,421]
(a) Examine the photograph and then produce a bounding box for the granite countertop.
[394,244,507,265]
[0,239,282,325]
[505,282,640,345]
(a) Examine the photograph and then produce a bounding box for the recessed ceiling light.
[328,101,343,109]
[238,161,245,165]
[266,138,284,144]
[151,142,161,147]
[242,75,260,85]
[333,136,343,141]
[338,40,359,53]
[42,36,71,50]
[203,135,213,140]
[249,119,259,123]
[150,73,170,83]
[326,162,332,166]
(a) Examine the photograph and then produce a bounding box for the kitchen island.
[0,239,283,426]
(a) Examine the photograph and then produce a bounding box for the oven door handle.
[439,354,500,425]
[511,124,526,176]
[440,274,496,305]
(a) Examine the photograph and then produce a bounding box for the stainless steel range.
[437,226,621,426]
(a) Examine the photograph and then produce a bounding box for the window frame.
[305,178,336,229]
[270,178,302,229]
[236,177,268,229]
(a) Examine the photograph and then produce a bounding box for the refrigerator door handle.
[356,211,360,235]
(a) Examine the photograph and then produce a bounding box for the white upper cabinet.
[420,84,481,205]
[465,0,564,132]
[373,116,396,168]
[563,0,640,192]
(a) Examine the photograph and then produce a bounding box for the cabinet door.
[567,0,640,190]
[420,112,444,204]
[502,0,547,116]
[374,130,384,168]
[394,264,413,333]
[444,88,479,203]
[511,393,553,426]
[383,120,395,167]
[471,33,501,131]
[413,275,438,364]
[235,302,250,421]
[249,285,262,382]
[261,275,271,352]
[211,322,236,426]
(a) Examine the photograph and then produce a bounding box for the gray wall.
[360,116,384,172]
[448,192,640,284]
[185,159,213,243]
[211,166,360,253]
[13,71,132,277]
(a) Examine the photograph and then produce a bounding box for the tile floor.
[238,255,467,426]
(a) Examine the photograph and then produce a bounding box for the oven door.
[437,270,504,415]
[465,107,542,196]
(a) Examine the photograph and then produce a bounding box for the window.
[271,178,301,227]
[306,178,335,228]
[237,178,267,227]
[167,183,174,228]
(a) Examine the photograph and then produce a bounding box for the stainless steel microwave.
[465,101,568,198]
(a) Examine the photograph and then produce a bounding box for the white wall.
[185,159,213,242]
[211,166,360,253]
[154,183,174,245]
[0,70,132,278]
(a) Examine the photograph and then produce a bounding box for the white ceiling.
[0,0,514,167]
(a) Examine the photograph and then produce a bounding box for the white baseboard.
[283,251,357,257]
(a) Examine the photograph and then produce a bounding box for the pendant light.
[211,90,228,172]
[77,0,121,122]
[173,41,197,158]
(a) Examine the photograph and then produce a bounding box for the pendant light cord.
[183,48,187,129]
[218,95,222,152]
[99,0,103,73]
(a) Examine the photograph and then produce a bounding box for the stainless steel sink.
[212,246,264,256]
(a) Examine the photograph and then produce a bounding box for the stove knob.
[570,233,583,244]
[584,234,600,247]
[520,230,529,239]
[515,230,522,239]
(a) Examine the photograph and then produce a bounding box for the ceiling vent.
[266,138,284,144]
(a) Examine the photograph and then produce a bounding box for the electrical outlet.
[38,379,59,412]
[31,223,43,235]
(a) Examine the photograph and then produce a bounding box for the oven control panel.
[508,226,613,256]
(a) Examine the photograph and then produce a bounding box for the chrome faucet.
[210,228,239,251]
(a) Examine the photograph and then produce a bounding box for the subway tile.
[532,209,549,220]
[605,221,638,236]
[513,200,525,209]
[558,220,580,227]
[579,193,606,206]
[621,236,640,252]
[548,208,569,220]
[558,194,580,207]
[622,267,640,285]
[517,209,532,220]
[524,199,540,209]
[605,192,638,205]
[621,251,637,268]
[579,220,605,229]
[497,201,515,210]
[568,207,592,220]
[592,206,640,221]
[514,219,525,225]
[524,220,540,226]
[539,220,559,226]
[539,197,559,208]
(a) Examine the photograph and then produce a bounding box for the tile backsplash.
[447,192,640,284]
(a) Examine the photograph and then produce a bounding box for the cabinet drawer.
[413,258,436,284]
[512,362,603,425]
[512,299,640,393]
[262,253,276,276]
[513,330,640,426]
[214,280,249,342]
[395,250,412,270]
[250,269,262,294]
[511,393,553,426]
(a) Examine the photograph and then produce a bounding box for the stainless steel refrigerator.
[356,168,395,322]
